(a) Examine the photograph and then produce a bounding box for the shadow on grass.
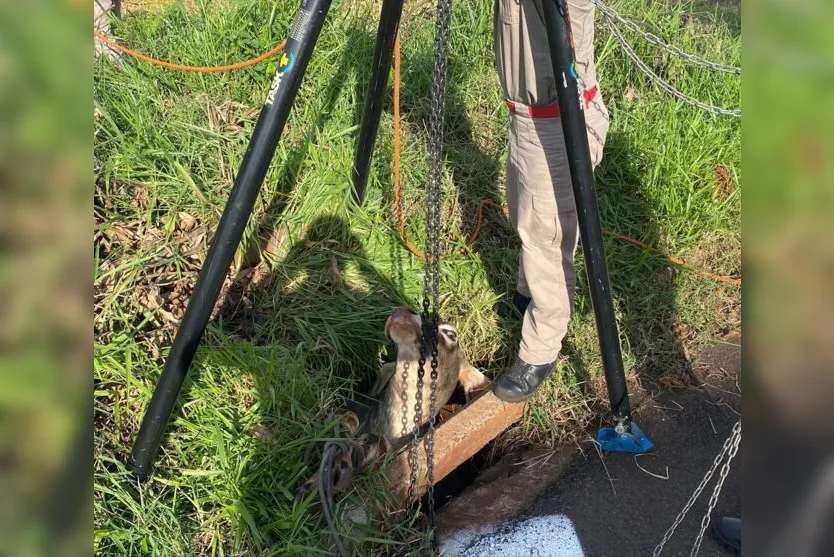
[389,46,520,368]
[551,114,699,399]
[134,31,415,552]
[130,22,382,481]
[215,215,410,553]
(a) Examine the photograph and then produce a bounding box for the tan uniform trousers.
[494,0,610,365]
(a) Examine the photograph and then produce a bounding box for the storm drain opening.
[394,385,526,509]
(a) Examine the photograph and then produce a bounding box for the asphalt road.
[446,342,741,556]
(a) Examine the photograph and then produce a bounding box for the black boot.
[493,357,556,403]
[494,292,532,320]
[712,516,740,554]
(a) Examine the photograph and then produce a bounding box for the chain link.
[423,0,453,534]
[652,420,741,556]
[403,360,419,505]
[603,18,741,118]
[593,0,740,75]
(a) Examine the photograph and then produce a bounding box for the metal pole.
[129,0,334,479]
[351,0,406,204]
[540,0,631,427]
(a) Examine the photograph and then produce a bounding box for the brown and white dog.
[298,307,489,506]
[365,306,488,451]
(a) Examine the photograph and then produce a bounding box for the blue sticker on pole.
[278,52,295,74]
[265,52,296,106]
[570,62,577,79]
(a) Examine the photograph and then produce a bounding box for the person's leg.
[514,114,578,367]
[493,0,608,401]
[495,109,534,319]
[94,0,122,62]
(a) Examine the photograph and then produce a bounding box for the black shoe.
[494,292,532,320]
[712,516,740,554]
[493,358,556,403]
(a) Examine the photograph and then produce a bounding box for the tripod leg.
[540,0,631,427]
[351,0,406,204]
[129,0,335,479]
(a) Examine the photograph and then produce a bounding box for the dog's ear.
[340,411,360,436]
[370,362,397,397]
[438,323,458,347]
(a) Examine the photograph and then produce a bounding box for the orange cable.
[390,33,740,286]
[392,33,425,259]
[94,28,286,72]
[602,231,742,285]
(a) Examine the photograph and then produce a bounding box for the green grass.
[94,0,740,554]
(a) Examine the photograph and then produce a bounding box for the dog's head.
[384,307,460,360]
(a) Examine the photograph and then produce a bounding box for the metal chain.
[652,420,741,556]
[409,0,453,538]
[690,421,741,556]
[403,360,419,505]
[592,0,740,75]
[601,11,741,117]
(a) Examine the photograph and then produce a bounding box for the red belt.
[506,85,598,118]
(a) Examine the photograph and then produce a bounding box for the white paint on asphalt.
[443,514,585,556]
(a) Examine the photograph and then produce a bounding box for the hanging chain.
[405,0,453,538]
[690,421,741,556]
[592,0,740,75]
[403,359,419,505]
[652,420,741,556]
[598,6,740,117]
[602,17,741,117]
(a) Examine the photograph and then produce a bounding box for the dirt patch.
[93,175,221,356]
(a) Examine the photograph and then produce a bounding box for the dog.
[364,306,488,450]
[298,307,489,504]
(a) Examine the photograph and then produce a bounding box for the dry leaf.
[263,227,286,258]
[177,212,197,232]
[133,285,164,311]
[715,166,735,198]
[327,254,343,288]
[250,423,274,443]
[718,329,741,343]
[132,187,152,210]
[658,376,684,389]
[672,323,688,338]
[624,85,637,102]
[157,307,179,324]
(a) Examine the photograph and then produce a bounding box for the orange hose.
[94,28,286,72]
[390,33,739,285]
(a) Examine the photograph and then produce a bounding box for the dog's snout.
[385,307,422,343]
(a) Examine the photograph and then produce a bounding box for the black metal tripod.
[129,0,647,479]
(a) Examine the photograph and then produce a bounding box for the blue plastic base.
[597,421,653,454]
